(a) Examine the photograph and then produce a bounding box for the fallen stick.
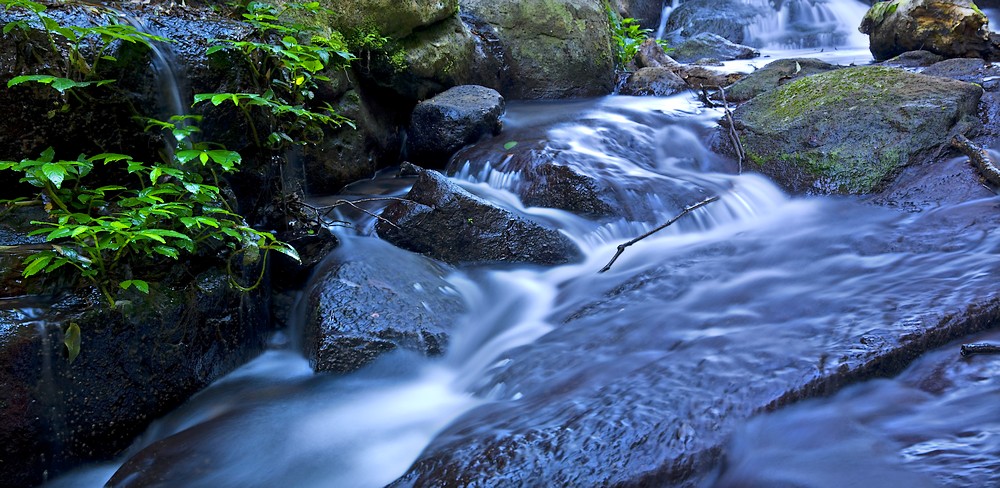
[950,134,1000,187]
[960,343,1000,357]
[599,195,720,273]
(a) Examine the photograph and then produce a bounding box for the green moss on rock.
[733,65,982,195]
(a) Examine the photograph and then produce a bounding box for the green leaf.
[41,162,67,188]
[64,322,81,365]
[22,253,53,277]
[120,279,149,293]
[270,242,301,263]
[503,141,518,150]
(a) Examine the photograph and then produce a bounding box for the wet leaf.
[504,141,518,151]
[64,322,80,364]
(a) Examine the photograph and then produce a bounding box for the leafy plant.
[1,0,169,97]
[201,0,356,148]
[0,136,299,306]
[607,8,671,70]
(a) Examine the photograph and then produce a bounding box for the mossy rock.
[733,65,982,195]
[860,0,990,61]
[724,58,840,103]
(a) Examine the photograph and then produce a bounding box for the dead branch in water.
[717,86,744,174]
[599,195,720,273]
[961,343,1000,357]
[950,134,1000,187]
[298,196,411,230]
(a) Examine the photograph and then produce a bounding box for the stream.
[44,1,1000,487]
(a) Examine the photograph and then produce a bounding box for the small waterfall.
[744,0,870,48]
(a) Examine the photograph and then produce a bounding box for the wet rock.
[731,65,982,195]
[670,32,760,64]
[723,58,840,103]
[458,0,615,99]
[860,0,990,61]
[922,57,994,84]
[302,238,464,373]
[326,0,458,39]
[883,50,944,68]
[0,268,268,487]
[665,0,765,44]
[614,0,664,29]
[406,85,504,168]
[385,16,482,101]
[376,164,582,265]
[392,202,1000,487]
[620,67,688,96]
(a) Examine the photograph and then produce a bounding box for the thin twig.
[717,85,744,174]
[599,195,720,273]
[298,196,411,230]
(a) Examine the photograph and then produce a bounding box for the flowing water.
[44,3,1000,487]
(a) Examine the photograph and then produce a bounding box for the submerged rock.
[860,0,990,61]
[621,67,688,96]
[406,85,505,168]
[731,65,983,195]
[670,32,760,64]
[303,238,464,373]
[377,164,582,265]
[458,0,615,98]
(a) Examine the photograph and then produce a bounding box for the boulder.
[883,49,945,67]
[731,65,983,194]
[669,32,760,64]
[324,0,458,39]
[723,58,840,103]
[612,0,664,30]
[376,164,582,265]
[921,57,995,84]
[620,67,688,96]
[406,85,505,168]
[665,0,765,45]
[860,0,990,61]
[634,39,684,70]
[388,16,482,101]
[302,237,464,373]
[458,0,615,99]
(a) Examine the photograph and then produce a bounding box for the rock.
[670,32,760,64]
[665,0,765,45]
[723,58,840,103]
[614,0,664,29]
[376,164,582,265]
[0,267,268,487]
[458,0,615,99]
[634,39,684,70]
[620,67,688,96]
[860,0,990,61]
[406,85,505,168]
[325,0,458,39]
[302,237,464,373]
[883,50,945,68]
[391,204,1000,486]
[922,57,995,84]
[732,65,983,195]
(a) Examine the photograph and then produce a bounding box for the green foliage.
[0,139,299,306]
[202,0,356,148]
[1,0,169,96]
[606,7,670,70]
[347,23,407,73]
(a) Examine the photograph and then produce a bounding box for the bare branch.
[951,134,1000,187]
[599,195,720,273]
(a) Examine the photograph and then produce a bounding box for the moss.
[865,0,901,25]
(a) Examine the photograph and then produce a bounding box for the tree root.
[960,343,1000,357]
[950,134,1000,187]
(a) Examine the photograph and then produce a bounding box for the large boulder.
[302,237,464,373]
[860,0,991,61]
[376,164,582,265]
[407,85,505,168]
[669,32,760,63]
[458,0,615,99]
[731,65,983,194]
[324,0,458,39]
[723,58,840,103]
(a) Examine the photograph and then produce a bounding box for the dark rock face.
[883,49,945,68]
[860,0,990,61]
[406,85,505,168]
[458,0,615,99]
[617,0,664,29]
[665,0,765,44]
[723,58,840,103]
[303,238,464,373]
[376,164,582,266]
[921,57,996,84]
[731,65,983,195]
[670,32,760,63]
[0,269,268,487]
[621,67,688,96]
